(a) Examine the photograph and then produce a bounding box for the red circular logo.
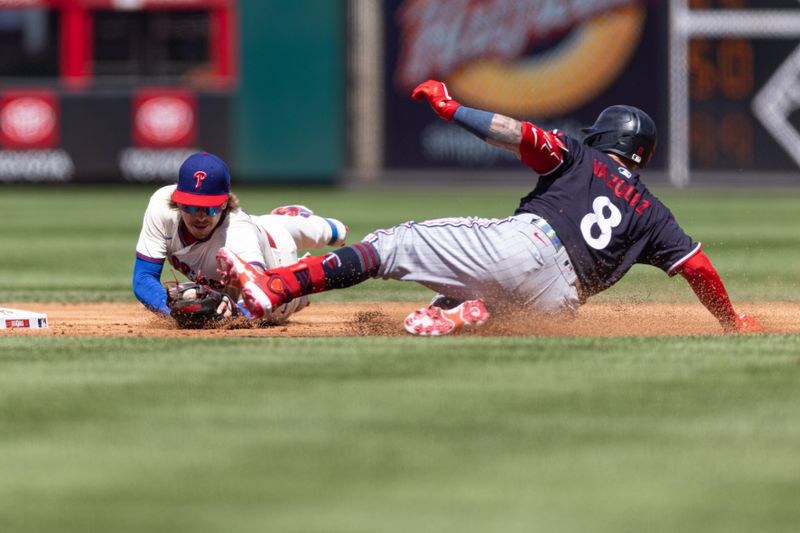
[0,97,57,146]
[268,276,286,293]
[135,96,194,145]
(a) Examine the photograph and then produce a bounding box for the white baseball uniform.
[136,185,343,323]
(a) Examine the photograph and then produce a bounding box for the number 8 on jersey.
[580,196,622,250]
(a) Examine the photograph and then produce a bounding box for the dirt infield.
[1,301,798,337]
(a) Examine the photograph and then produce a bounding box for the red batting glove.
[729,312,764,334]
[411,80,461,122]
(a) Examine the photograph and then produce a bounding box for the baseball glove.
[166,282,239,329]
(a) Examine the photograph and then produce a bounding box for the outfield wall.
[234,0,344,183]
[0,0,344,184]
[1,1,799,185]
[352,0,800,186]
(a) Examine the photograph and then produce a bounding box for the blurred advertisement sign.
[132,89,197,148]
[395,0,644,117]
[0,0,235,182]
[0,91,58,148]
[0,1,48,7]
[0,89,73,181]
[74,0,231,7]
[385,0,667,170]
[122,88,199,182]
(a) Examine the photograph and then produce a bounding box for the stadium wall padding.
[234,0,345,183]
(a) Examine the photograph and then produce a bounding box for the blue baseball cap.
[171,152,231,207]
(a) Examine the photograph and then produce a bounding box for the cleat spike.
[403,299,489,337]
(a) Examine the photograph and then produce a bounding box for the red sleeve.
[677,250,738,330]
[519,121,566,175]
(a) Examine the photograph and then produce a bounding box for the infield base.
[0,307,49,330]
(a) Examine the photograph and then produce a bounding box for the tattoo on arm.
[486,114,523,155]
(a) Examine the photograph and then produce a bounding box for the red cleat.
[216,247,291,318]
[270,204,314,217]
[403,299,489,336]
[731,312,764,334]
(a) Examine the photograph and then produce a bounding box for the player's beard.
[182,212,221,239]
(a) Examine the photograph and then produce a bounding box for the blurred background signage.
[0,0,798,185]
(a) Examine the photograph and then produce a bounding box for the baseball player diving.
[133,151,348,327]
[215,81,763,336]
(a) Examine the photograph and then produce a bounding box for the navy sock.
[281,242,381,297]
[320,242,380,289]
[294,269,313,294]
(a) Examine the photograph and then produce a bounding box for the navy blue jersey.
[515,135,700,297]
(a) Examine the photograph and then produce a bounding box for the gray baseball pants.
[364,214,580,313]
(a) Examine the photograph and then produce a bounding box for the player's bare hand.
[411,80,461,122]
[726,312,764,334]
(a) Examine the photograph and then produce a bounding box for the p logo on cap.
[171,152,231,207]
[194,171,207,189]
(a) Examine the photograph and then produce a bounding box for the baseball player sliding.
[216,81,762,336]
[133,152,348,327]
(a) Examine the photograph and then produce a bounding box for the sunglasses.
[178,203,226,216]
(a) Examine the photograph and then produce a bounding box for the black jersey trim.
[667,242,703,276]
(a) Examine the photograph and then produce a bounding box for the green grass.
[1,336,800,533]
[2,184,800,532]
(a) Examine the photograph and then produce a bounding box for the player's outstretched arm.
[411,79,565,174]
[132,256,170,315]
[411,79,521,151]
[677,250,763,334]
[485,114,524,153]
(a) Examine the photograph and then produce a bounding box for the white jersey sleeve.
[135,185,179,262]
